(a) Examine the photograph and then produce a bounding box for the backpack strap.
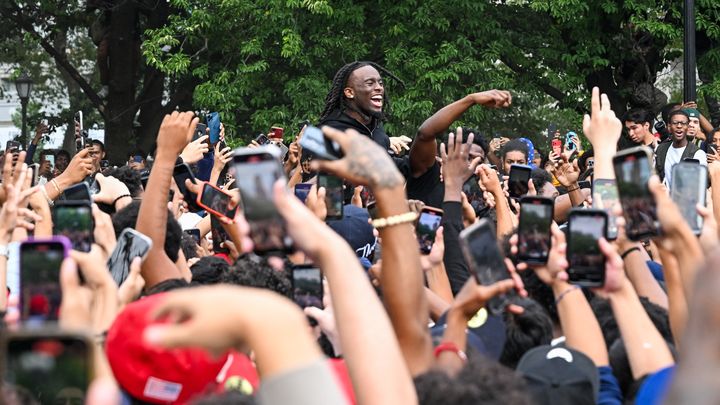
[655,142,671,181]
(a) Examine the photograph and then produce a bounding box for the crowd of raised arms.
[2,61,720,405]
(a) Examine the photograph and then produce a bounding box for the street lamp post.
[14,72,33,143]
[683,0,696,103]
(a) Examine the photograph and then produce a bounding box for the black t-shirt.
[397,158,445,208]
[318,110,390,150]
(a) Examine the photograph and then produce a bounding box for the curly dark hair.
[191,256,229,285]
[319,61,403,122]
[104,165,143,198]
[221,256,292,298]
[414,356,532,404]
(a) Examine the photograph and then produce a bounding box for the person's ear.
[343,87,354,100]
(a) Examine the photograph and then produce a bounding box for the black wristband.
[113,194,132,206]
[621,246,641,260]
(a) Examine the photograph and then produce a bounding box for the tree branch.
[3,3,106,119]
[500,55,587,115]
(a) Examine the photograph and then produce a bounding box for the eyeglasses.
[670,121,689,126]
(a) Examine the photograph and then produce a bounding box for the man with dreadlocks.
[318,61,395,151]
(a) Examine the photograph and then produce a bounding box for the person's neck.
[344,107,372,126]
[672,137,688,148]
[643,133,655,146]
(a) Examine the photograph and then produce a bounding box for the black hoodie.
[319,110,391,151]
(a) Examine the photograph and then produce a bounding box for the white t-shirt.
[664,145,707,188]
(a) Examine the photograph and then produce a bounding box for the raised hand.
[62,149,94,184]
[389,135,412,155]
[582,87,622,153]
[310,126,403,191]
[157,111,199,159]
[550,154,580,187]
[180,135,210,164]
[470,90,512,108]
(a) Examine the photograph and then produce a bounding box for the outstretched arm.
[411,91,511,177]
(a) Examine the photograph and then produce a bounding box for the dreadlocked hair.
[319,61,404,122]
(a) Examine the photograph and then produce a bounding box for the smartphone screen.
[185,229,201,244]
[194,123,207,140]
[567,209,607,287]
[459,219,514,315]
[592,179,620,240]
[173,163,200,211]
[19,240,67,322]
[508,164,532,198]
[107,229,152,286]
[294,183,312,203]
[5,334,90,402]
[318,174,344,220]
[417,208,443,254]
[210,215,230,254]
[52,203,93,252]
[255,134,269,145]
[463,175,485,217]
[671,162,706,235]
[232,148,292,252]
[199,183,237,220]
[551,138,562,155]
[613,147,660,240]
[518,197,553,264]
[60,183,91,202]
[292,266,323,309]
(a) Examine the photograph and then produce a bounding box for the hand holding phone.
[518,197,554,265]
[416,207,443,254]
[566,209,607,287]
[459,219,515,315]
[197,182,238,221]
[508,164,532,198]
[52,202,94,252]
[318,173,344,220]
[299,125,343,160]
[613,146,660,240]
[173,163,201,212]
[107,229,153,286]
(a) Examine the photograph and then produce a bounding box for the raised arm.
[274,176,417,405]
[411,91,511,177]
[315,126,433,376]
[137,112,197,287]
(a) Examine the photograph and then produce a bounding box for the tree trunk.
[104,1,141,165]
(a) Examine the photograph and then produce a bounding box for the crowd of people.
[1,60,720,405]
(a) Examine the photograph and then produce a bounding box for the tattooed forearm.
[346,137,404,189]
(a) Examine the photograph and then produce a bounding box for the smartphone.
[671,162,707,235]
[294,183,312,203]
[566,209,607,287]
[74,111,83,132]
[318,173,344,220]
[508,164,532,198]
[106,228,152,286]
[270,126,285,139]
[184,229,201,244]
[592,179,620,240]
[459,219,515,315]
[173,163,200,211]
[52,201,94,252]
[255,134,269,145]
[59,183,91,202]
[299,125,343,160]
[29,163,39,187]
[551,138,562,156]
[518,197,554,265]
[197,182,237,221]
[463,175,485,217]
[6,140,21,153]
[19,238,70,322]
[613,146,660,240]
[565,132,578,151]
[417,207,443,254]
[207,111,221,144]
[210,215,230,254]
[3,330,92,402]
[292,265,323,326]
[194,123,207,141]
[100,160,110,170]
[232,146,292,252]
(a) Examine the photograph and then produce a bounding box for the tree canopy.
[2,0,719,160]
